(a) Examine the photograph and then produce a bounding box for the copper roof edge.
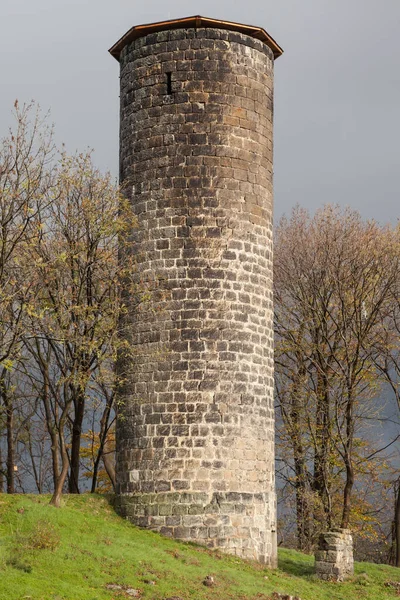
[109,15,283,61]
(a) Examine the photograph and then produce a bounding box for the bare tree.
[370,256,400,566]
[275,205,398,548]
[0,101,55,493]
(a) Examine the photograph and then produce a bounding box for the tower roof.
[109,15,283,61]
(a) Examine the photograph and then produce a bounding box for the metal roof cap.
[109,15,283,61]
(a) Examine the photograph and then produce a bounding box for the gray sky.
[1,0,399,223]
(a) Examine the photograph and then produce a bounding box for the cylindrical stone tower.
[110,15,283,566]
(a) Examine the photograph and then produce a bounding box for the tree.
[0,101,54,493]
[23,151,136,505]
[275,205,398,548]
[0,100,149,505]
[369,239,400,566]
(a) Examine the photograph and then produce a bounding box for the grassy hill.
[0,494,399,600]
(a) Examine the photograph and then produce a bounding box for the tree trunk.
[102,437,116,491]
[50,451,69,508]
[41,378,60,490]
[290,371,311,551]
[50,421,69,508]
[68,390,85,493]
[294,450,310,550]
[395,478,400,567]
[341,391,354,529]
[0,373,15,494]
[341,455,354,529]
[49,429,60,490]
[5,393,15,494]
[91,447,101,494]
[27,431,41,493]
[0,446,4,492]
[313,373,331,529]
[91,392,114,493]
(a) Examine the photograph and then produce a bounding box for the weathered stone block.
[315,530,354,582]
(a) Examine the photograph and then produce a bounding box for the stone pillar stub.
[315,529,354,581]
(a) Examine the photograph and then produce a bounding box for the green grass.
[0,494,399,600]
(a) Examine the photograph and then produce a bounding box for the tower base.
[116,490,277,566]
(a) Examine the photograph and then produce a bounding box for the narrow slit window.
[166,72,172,95]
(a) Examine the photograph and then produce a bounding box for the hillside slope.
[0,494,399,600]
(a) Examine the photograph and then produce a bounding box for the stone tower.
[110,15,283,566]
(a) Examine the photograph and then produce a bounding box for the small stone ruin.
[315,529,354,581]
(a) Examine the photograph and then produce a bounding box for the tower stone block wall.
[114,21,278,566]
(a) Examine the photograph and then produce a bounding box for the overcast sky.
[1,0,399,223]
